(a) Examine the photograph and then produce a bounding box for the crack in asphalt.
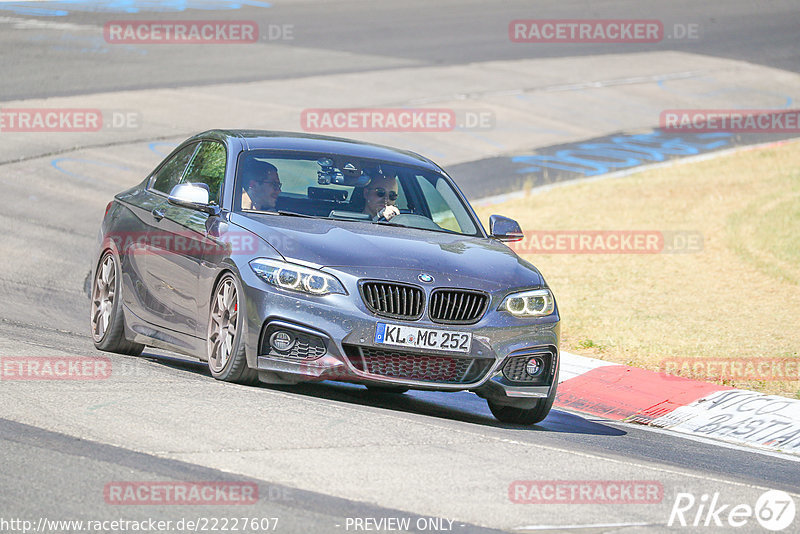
[0,132,188,167]
[0,275,86,297]
[403,69,708,105]
[0,316,89,340]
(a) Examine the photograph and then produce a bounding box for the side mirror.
[168,183,220,216]
[489,215,524,242]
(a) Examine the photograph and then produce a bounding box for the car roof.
[189,129,444,172]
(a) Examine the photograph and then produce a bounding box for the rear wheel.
[90,252,144,356]
[207,274,258,384]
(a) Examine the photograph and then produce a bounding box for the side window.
[182,141,226,205]
[415,175,476,234]
[150,143,197,195]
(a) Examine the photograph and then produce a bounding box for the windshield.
[234,151,480,236]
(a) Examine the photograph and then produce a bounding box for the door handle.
[152,208,165,221]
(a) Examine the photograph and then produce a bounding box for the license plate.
[374,323,472,353]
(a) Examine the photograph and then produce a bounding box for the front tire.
[90,251,144,356]
[487,370,558,425]
[207,273,258,384]
[366,385,410,394]
[488,398,553,425]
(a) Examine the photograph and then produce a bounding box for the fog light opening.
[269,330,296,352]
[525,357,544,377]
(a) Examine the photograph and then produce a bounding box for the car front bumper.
[238,264,560,402]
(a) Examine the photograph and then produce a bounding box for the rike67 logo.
[669,490,796,531]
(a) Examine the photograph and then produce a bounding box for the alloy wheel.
[208,277,239,373]
[91,254,116,342]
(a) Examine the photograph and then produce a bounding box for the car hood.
[232,213,544,289]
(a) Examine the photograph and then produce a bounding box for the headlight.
[499,288,554,317]
[249,259,346,296]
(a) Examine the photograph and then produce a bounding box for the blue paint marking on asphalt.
[149,142,179,157]
[50,157,131,185]
[0,0,272,16]
[511,131,733,176]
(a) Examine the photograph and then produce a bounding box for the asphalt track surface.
[0,0,799,99]
[1,1,799,533]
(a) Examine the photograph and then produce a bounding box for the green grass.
[473,141,800,398]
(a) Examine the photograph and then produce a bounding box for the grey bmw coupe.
[90,130,560,424]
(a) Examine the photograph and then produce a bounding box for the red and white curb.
[557,352,800,456]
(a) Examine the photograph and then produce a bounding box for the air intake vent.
[259,324,327,360]
[344,345,492,384]
[429,289,488,324]
[360,281,424,320]
[501,350,554,385]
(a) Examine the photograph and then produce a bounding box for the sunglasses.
[372,188,398,201]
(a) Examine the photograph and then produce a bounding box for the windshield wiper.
[371,220,408,228]
[372,219,465,236]
[275,210,316,218]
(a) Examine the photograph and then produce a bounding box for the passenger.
[241,160,281,211]
[362,169,400,221]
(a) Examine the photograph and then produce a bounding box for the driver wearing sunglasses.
[362,170,400,221]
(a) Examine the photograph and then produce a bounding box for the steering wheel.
[377,208,413,222]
